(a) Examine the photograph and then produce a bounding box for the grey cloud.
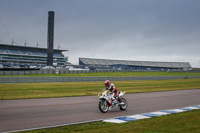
[0,0,200,67]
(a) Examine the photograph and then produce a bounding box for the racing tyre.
[119,98,128,111]
[99,99,109,113]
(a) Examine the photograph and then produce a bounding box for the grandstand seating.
[79,58,192,71]
[0,44,69,68]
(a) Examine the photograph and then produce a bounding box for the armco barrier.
[1,69,198,76]
[0,76,200,84]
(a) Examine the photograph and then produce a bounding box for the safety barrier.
[0,76,200,84]
[0,69,198,76]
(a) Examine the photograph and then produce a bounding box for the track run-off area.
[0,89,200,132]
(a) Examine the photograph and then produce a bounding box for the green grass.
[1,71,200,77]
[19,109,200,133]
[1,72,199,132]
[0,78,200,100]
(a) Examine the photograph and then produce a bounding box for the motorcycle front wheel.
[99,99,109,113]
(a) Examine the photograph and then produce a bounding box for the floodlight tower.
[47,11,55,66]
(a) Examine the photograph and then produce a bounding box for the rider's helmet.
[104,80,111,89]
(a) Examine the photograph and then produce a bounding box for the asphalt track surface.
[1,89,200,132]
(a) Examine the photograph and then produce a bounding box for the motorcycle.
[98,89,128,113]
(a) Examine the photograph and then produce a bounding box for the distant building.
[79,58,192,71]
[0,44,69,68]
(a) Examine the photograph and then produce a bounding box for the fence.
[0,76,200,84]
[0,69,196,76]
[0,69,139,75]
[0,69,56,75]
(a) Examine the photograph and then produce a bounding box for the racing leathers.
[105,82,122,107]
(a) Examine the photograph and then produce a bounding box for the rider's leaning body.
[104,80,121,107]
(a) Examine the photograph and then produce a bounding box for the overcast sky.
[0,0,200,67]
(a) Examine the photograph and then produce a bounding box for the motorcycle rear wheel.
[99,99,109,113]
[120,98,128,110]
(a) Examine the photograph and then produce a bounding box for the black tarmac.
[0,89,200,132]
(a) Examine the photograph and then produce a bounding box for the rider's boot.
[118,97,122,103]
[113,98,118,104]
[110,101,113,107]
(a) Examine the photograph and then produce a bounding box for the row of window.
[0,54,68,62]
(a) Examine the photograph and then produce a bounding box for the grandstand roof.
[79,58,192,69]
[0,44,68,52]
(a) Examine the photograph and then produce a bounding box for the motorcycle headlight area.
[98,93,103,97]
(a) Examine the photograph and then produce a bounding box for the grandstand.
[0,44,69,68]
[79,58,192,71]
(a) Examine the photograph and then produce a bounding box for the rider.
[104,80,122,107]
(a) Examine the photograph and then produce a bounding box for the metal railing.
[0,76,200,84]
[0,69,194,76]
